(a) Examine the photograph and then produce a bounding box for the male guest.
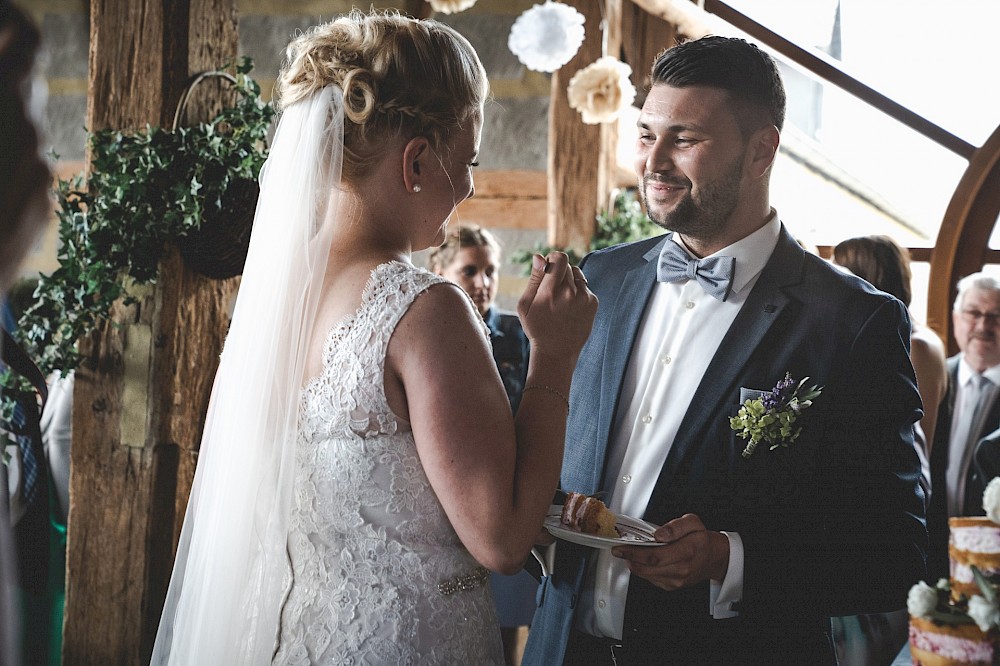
[928,273,1000,579]
[523,36,927,665]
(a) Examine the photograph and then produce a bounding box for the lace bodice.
[272,261,502,665]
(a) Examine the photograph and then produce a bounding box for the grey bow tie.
[657,240,735,301]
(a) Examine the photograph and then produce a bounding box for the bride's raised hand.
[517,252,597,363]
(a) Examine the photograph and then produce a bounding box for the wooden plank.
[65,1,239,663]
[471,169,547,199]
[621,0,676,108]
[548,0,605,252]
[64,1,170,659]
[456,197,547,230]
[594,0,624,223]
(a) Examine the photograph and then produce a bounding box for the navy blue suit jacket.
[523,227,927,665]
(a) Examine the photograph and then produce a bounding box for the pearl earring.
[413,184,421,193]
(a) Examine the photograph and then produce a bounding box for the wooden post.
[548,0,623,253]
[63,1,239,663]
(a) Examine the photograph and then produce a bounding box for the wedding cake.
[908,478,1000,665]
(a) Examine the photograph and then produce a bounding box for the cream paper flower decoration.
[428,0,477,14]
[567,56,637,125]
[508,1,586,73]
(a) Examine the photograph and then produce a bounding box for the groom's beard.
[641,152,744,242]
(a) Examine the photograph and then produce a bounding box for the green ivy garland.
[1,58,275,419]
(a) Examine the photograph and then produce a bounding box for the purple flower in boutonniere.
[730,372,823,459]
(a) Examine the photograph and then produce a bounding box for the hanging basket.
[172,71,262,280]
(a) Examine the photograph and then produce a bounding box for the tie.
[657,240,735,302]
[951,374,994,515]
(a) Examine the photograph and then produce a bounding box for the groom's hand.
[611,513,729,592]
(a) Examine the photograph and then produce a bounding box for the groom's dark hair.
[650,36,786,136]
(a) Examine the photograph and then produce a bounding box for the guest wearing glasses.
[927,272,1000,580]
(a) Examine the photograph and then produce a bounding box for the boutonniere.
[730,373,823,459]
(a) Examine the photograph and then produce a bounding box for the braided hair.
[278,8,489,182]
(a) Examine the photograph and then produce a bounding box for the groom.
[523,36,927,665]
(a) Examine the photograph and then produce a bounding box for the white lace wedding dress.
[271,261,504,665]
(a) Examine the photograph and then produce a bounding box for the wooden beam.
[621,1,676,108]
[64,1,239,663]
[927,124,1000,354]
[597,0,624,225]
[548,0,606,252]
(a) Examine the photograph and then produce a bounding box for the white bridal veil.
[152,86,345,665]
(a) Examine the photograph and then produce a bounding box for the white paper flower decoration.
[428,0,477,14]
[566,56,637,125]
[508,1,585,73]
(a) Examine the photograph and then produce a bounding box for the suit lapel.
[587,242,662,493]
[654,229,804,486]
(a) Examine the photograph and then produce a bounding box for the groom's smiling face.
[634,84,747,243]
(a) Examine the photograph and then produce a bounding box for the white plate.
[544,506,666,548]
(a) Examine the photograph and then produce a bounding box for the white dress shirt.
[946,358,1000,516]
[576,212,781,639]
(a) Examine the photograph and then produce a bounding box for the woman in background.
[431,225,534,665]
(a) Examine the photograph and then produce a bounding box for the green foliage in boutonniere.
[730,372,823,459]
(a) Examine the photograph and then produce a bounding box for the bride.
[152,9,596,664]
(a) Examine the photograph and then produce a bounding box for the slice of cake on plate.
[560,492,619,538]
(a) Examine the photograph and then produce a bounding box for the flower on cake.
[566,56,636,125]
[968,567,1000,632]
[908,580,942,618]
[907,573,996,627]
[730,373,823,459]
[969,594,1000,632]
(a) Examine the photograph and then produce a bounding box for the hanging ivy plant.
[1,57,274,419]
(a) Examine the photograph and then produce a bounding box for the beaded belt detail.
[437,566,490,596]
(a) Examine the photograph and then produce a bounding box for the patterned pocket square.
[739,387,767,404]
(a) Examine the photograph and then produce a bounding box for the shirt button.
[642,414,652,424]
[622,474,632,484]
[661,355,672,365]
[598,599,607,609]
[685,301,695,309]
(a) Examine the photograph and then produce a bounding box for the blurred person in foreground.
[431,224,534,664]
[0,2,53,664]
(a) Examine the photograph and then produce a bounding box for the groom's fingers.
[613,516,720,591]
[653,513,706,544]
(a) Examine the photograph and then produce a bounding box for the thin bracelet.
[523,384,570,413]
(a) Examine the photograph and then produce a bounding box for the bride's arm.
[385,254,595,574]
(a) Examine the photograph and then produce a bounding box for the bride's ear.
[402,137,429,195]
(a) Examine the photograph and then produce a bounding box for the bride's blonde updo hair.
[278,9,489,182]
